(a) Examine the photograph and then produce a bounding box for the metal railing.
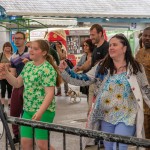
[3,116,150,150]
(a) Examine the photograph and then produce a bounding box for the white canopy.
[0,0,150,18]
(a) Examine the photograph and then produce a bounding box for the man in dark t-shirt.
[91,41,109,67]
[90,24,109,67]
[88,24,108,147]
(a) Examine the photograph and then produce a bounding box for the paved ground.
[0,85,137,150]
[0,85,89,150]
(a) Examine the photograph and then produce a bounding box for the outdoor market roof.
[0,0,150,19]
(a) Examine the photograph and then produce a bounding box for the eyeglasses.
[14,37,24,40]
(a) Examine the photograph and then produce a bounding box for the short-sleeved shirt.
[10,46,30,76]
[20,61,57,112]
[100,72,137,126]
[91,41,109,67]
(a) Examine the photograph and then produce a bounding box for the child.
[0,39,62,150]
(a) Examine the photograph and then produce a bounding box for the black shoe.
[55,92,62,96]
[12,135,20,145]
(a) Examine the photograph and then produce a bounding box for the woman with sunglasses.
[74,39,95,114]
[74,39,94,73]
[59,34,150,150]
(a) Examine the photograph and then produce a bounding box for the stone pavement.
[0,85,136,150]
[0,85,89,150]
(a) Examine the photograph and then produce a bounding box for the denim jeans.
[101,120,136,150]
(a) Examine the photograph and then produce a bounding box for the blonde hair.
[34,39,62,87]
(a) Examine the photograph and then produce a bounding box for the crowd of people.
[59,25,150,150]
[0,25,149,150]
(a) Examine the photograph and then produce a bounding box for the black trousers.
[1,79,12,98]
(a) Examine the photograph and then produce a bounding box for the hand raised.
[59,60,68,72]
[74,66,81,72]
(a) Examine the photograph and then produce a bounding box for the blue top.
[62,68,137,125]
[100,72,137,125]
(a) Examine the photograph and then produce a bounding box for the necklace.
[117,65,126,70]
[116,65,127,74]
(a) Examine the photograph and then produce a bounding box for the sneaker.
[55,92,62,96]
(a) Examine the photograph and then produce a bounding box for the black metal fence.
[3,116,150,150]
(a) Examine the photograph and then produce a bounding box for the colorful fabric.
[61,64,150,149]
[100,72,137,125]
[10,47,30,76]
[20,61,57,112]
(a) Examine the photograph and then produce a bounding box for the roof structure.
[0,0,150,19]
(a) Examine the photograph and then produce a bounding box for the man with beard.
[87,24,109,148]
[136,27,150,146]
[90,24,109,67]
[88,24,109,113]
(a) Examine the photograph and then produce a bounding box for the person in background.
[55,41,69,96]
[0,39,62,150]
[136,27,150,148]
[59,33,150,150]
[138,32,143,49]
[74,39,95,112]
[74,39,94,73]
[49,42,60,66]
[89,24,109,119]
[90,24,109,67]
[135,32,143,56]
[0,42,13,109]
[25,41,32,49]
[87,24,109,118]
[10,31,30,144]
